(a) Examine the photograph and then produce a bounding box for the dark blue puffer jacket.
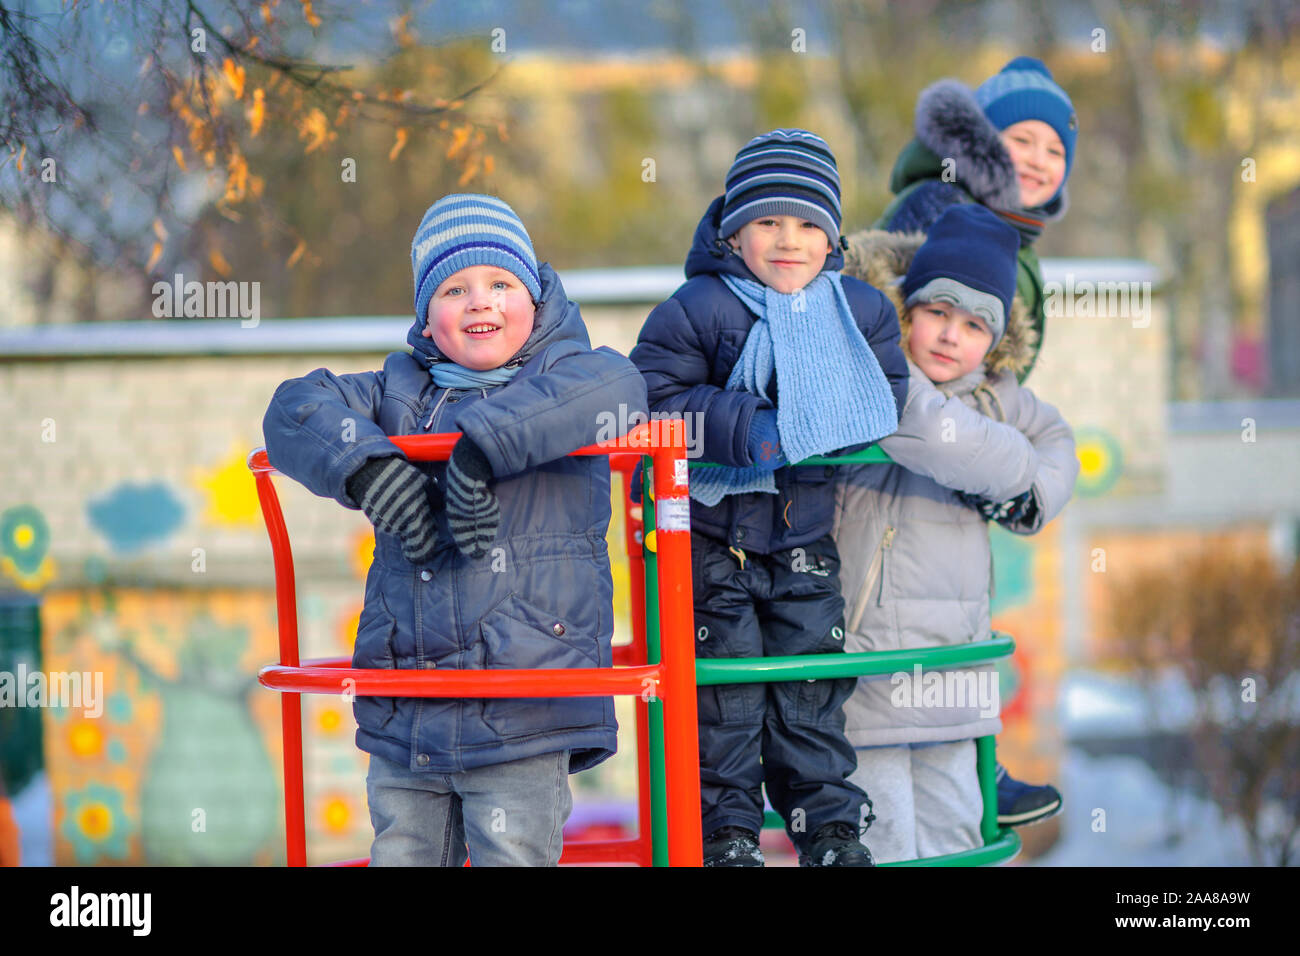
[263,265,648,774]
[629,197,909,555]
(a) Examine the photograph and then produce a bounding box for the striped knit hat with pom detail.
[411,194,542,324]
[974,56,1078,202]
[718,128,842,245]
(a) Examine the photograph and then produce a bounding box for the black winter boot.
[798,822,875,867]
[702,827,765,867]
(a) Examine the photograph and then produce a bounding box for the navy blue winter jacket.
[262,265,648,774]
[630,197,909,555]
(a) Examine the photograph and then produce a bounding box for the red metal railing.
[249,420,702,866]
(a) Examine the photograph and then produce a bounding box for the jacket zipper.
[423,389,452,430]
[847,526,895,634]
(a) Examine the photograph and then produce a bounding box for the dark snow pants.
[691,531,872,850]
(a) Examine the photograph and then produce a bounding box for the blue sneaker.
[996,763,1062,827]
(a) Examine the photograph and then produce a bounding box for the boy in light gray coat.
[834,205,1078,862]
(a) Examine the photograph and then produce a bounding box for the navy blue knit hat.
[718,128,842,244]
[411,193,542,324]
[902,205,1020,346]
[975,56,1077,204]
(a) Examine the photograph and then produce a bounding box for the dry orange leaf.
[445,126,470,160]
[223,152,249,203]
[389,127,409,161]
[146,242,163,272]
[171,145,187,171]
[300,0,322,28]
[483,154,495,175]
[392,12,416,47]
[286,240,307,269]
[456,156,480,186]
[152,219,168,242]
[298,108,330,153]
[222,58,246,100]
[208,248,233,277]
[247,88,266,137]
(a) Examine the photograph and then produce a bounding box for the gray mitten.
[444,437,500,559]
[346,457,442,564]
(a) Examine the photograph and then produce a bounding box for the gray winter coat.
[262,264,648,774]
[833,232,1078,748]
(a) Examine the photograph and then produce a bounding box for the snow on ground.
[1029,748,1257,866]
[1030,669,1298,866]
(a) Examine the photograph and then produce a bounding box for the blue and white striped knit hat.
[718,129,842,245]
[975,57,1077,202]
[411,193,542,323]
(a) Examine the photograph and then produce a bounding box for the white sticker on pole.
[656,497,691,532]
[674,458,689,488]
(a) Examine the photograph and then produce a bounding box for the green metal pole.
[976,735,999,846]
[641,457,670,867]
[695,636,1016,684]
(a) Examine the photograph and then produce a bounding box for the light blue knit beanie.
[411,193,542,324]
[975,57,1077,205]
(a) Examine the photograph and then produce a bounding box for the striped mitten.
[346,457,441,565]
[444,437,499,559]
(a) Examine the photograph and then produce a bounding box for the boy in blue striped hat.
[264,193,647,866]
[631,129,909,866]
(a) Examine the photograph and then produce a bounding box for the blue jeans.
[365,749,573,867]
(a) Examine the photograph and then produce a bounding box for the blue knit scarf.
[429,362,519,390]
[689,272,899,507]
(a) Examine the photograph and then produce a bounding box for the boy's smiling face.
[1000,119,1066,208]
[907,302,994,384]
[423,265,536,370]
[727,215,833,294]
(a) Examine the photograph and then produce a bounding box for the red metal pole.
[249,457,307,868]
[652,419,703,867]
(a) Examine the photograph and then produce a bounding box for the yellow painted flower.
[322,797,350,833]
[194,445,263,526]
[68,719,105,759]
[1073,427,1124,497]
[61,784,130,863]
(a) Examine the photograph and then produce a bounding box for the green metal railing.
[639,447,1021,866]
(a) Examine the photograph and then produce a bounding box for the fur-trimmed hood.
[891,78,1068,221]
[842,228,1038,379]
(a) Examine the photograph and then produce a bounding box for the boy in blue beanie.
[263,194,647,866]
[875,56,1078,385]
[631,130,909,866]
[838,206,1078,859]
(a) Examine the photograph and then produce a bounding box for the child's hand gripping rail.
[248,420,704,867]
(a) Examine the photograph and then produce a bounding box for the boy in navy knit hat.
[631,130,909,866]
[263,193,646,866]
[836,205,1077,860]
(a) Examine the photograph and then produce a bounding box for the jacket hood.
[406,262,590,369]
[890,79,1068,221]
[684,195,845,281]
[842,227,1037,378]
